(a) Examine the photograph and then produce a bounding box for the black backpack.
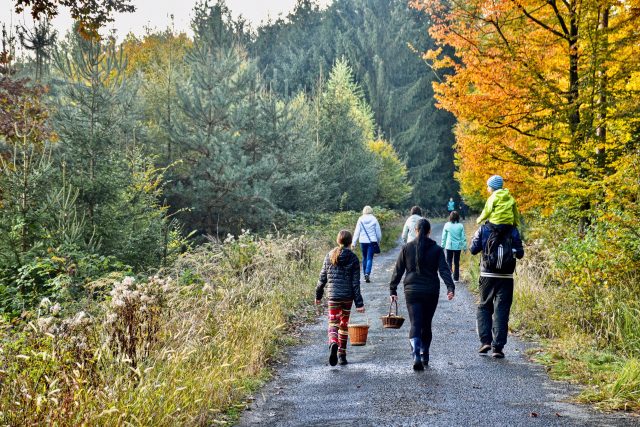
[482,226,516,273]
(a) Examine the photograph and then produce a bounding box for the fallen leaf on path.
[530,412,538,418]
[555,413,562,417]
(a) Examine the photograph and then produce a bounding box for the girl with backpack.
[316,230,365,366]
[388,219,455,371]
[441,211,467,282]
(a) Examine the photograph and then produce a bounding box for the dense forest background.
[3,0,640,422]
[0,0,455,316]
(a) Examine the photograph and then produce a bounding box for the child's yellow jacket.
[476,189,520,227]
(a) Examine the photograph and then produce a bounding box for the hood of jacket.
[360,214,377,226]
[491,189,515,209]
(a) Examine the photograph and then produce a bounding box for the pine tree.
[52,26,164,266]
[316,59,378,211]
[171,1,277,235]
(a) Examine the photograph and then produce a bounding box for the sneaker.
[364,274,370,283]
[491,348,505,358]
[338,354,348,365]
[329,343,338,366]
[478,344,492,354]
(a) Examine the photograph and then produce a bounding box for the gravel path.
[238,224,634,426]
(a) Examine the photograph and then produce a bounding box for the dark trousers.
[360,243,374,275]
[477,276,514,350]
[406,295,439,354]
[446,249,461,281]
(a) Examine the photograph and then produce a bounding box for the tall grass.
[0,234,317,425]
[0,210,401,425]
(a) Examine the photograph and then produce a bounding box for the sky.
[1,0,332,39]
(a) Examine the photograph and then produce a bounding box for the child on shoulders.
[476,175,520,227]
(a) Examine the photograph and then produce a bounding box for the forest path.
[238,224,634,426]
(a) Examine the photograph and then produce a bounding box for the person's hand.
[356,306,365,313]
[447,292,454,301]
[390,295,398,302]
[315,299,321,305]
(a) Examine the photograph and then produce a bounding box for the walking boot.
[421,352,429,367]
[411,338,424,371]
[329,343,338,366]
[338,354,348,365]
[478,344,492,354]
[364,274,370,283]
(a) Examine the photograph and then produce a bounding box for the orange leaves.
[413,0,640,217]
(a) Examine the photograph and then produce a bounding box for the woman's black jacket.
[389,238,455,300]
[316,248,364,308]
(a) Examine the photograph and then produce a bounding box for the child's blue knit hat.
[487,175,504,190]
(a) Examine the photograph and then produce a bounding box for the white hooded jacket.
[353,214,382,244]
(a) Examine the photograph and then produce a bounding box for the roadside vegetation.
[0,209,399,425]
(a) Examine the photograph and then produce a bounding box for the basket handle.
[352,310,369,325]
[388,299,399,316]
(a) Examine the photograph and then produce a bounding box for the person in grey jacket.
[402,206,423,243]
[316,230,365,366]
[352,206,382,283]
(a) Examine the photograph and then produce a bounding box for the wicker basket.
[347,324,369,346]
[380,300,405,329]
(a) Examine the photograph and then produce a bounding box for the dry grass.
[0,233,319,426]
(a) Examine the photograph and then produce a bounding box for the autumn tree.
[414,0,640,215]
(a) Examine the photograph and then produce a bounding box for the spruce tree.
[171,1,279,235]
[52,27,164,266]
[316,59,378,211]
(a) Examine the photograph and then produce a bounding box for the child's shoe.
[329,343,338,366]
[338,354,348,365]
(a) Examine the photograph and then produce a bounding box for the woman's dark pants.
[406,294,439,354]
[446,249,461,281]
[476,276,514,350]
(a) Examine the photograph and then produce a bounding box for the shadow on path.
[239,223,634,426]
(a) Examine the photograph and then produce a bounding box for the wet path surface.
[239,224,634,426]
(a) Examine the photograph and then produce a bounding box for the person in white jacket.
[351,206,382,283]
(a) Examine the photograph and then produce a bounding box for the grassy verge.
[0,209,400,426]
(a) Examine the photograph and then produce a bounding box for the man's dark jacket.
[316,248,364,307]
[389,238,455,300]
[470,223,525,277]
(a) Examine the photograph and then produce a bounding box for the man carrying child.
[470,175,524,359]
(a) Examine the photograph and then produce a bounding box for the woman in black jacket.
[389,219,455,370]
[316,230,366,366]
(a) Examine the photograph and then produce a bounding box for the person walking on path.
[469,222,524,359]
[458,200,467,221]
[477,175,520,227]
[447,197,455,214]
[352,206,382,283]
[316,230,365,366]
[389,219,455,371]
[441,211,467,282]
[402,206,423,243]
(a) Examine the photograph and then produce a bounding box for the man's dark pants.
[477,276,514,350]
